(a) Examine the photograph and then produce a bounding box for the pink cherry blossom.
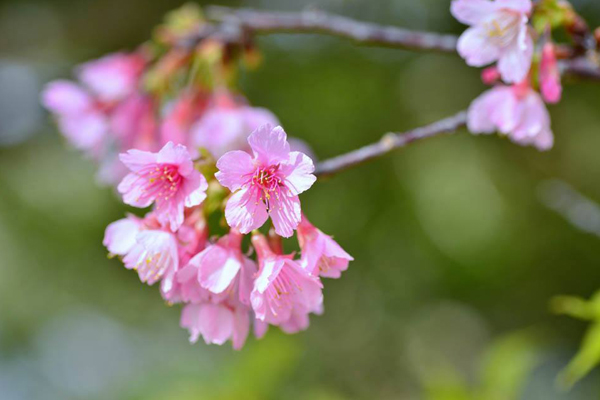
[467,83,554,150]
[77,52,145,102]
[215,124,316,237]
[120,226,180,288]
[118,142,208,231]
[191,104,279,159]
[160,210,209,303]
[41,80,108,152]
[182,230,256,305]
[452,0,533,83]
[540,42,562,104]
[180,302,250,350]
[103,214,142,256]
[250,234,323,325]
[297,216,353,279]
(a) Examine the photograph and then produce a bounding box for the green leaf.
[477,331,541,400]
[559,321,600,388]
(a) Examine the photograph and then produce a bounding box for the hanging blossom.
[104,213,179,290]
[467,81,554,150]
[118,142,208,231]
[175,229,257,349]
[297,216,353,279]
[215,124,317,237]
[250,233,323,328]
[452,0,533,83]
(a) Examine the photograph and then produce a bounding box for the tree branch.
[315,111,467,177]
[200,6,600,81]
[204,6,458,52]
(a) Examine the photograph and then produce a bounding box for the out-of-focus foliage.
[2,0,600,399]
[419,331,541,400]
[553,292,600,388]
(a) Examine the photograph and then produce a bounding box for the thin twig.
[198,6,600,80]
[204,6,458,52]
[315,111,467,177]
[538,179,600,238]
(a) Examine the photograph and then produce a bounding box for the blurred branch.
[315,111,467,177]
[203,6,458,52]
[560,57,600,80]
[538,179,600,238]
[193,6,600,81]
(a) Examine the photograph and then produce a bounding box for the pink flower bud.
[481,66,501,85]
[540,43,562,104]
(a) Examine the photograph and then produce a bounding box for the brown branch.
[204,6,458,52]
[315,111,467,177]
[199,6,600,81]
[560,56,600,80]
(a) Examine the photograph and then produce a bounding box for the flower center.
[266,266,304,314]
[251,165,284,211]
[483,11,520,47]
[142,164,183,202]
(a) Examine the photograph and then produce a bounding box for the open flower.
[297,216,353,279]
[452,0,533,83]
[118,142,208,231]
[215,125,316,237]
[250,234,323,325]
[104,213,180,289]
[467,83,554,150]
[122,229,179,288]
[41,80,108,152]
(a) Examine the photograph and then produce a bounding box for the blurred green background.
[1,0,600,398]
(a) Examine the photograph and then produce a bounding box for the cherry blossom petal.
[457,27,500,67]
[198,304,234,345]
[232,308,250,350]
[224,187,269,234]
[41,81,92,114]
[269,194,301,238]
[215,150,255,192]
[196,247,243,294]
[281,151,317,196]
[247,124,290,165]
[451,0,496,25]
[497,30,533,83]
[496,0,532,14]
[156,142,194,175]
[119,149,158,172]
[103,216,140,255]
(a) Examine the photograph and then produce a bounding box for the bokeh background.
[2,0,600,399]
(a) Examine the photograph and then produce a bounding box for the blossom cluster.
[42,46,353,349]
[40,4,354,348]
[102,128,351,349]
[452,0,563,150]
